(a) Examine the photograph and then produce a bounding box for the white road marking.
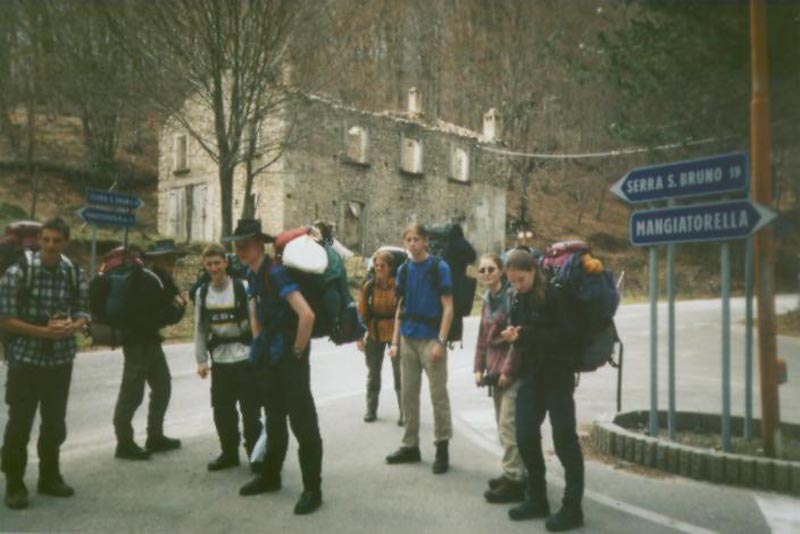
[755,494,800,534]
[453,414,719,534]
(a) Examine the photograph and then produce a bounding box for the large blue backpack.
[545,242,622,373]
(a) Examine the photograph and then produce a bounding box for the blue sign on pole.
[611,152,749,204]
[630,199,776,247]
[76,206,136,228]
[86,189,144,210]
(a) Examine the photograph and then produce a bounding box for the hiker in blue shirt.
[386,223,454,474]
[226,219,323,516]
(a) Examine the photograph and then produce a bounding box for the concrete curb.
[591,411,800,496]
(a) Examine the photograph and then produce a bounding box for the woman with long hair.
[501,248,585,532]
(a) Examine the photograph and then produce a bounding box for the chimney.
[483,108,503,143]
[407,87,422,117]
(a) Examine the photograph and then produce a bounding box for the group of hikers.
[0,214,617,532]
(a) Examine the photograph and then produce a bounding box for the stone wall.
[158,91,509,254]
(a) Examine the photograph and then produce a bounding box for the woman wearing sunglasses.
[473,253,525,504]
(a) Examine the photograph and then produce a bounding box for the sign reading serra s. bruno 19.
[611,151,777,246]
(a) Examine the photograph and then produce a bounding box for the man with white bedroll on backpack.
[113,240,186,461]
[228,219,323,516]
[0,217,88,510]
[194,243,261,472]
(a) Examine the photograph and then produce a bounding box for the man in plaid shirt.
[0,217,89,511]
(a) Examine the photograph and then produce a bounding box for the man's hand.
[197,363,209,379]
[42,319,73,340]
[356,338,365,353]
[173,292,188,309]
[430,341,445,363]
[474,371,483,386]
[388,344,399,359]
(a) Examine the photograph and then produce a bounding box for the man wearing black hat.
[227,219,323,516]
[113,240,187,460]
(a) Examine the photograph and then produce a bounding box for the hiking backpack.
[270,227,365,345]
[543,240,622,373]
[0,221,80,359]
[398,223,477,343]
[197,277,252,353]
[88,248,162,348]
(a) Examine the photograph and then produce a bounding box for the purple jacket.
[473,282,520,379]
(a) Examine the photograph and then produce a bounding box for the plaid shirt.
[0,252,89,367]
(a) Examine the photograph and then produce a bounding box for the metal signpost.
[77,189,142,274]
[613,151,777,451]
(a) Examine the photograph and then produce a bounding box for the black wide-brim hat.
[222,219,274,243]
[144,239,188,257]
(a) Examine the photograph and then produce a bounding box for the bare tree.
[108,0,309,239]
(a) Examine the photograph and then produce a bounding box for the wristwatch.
[292,346,305,359]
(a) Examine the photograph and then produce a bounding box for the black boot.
[508,478,549,521]
[4,480,29,510]
[432,441,449,474]
[385,446,421,464]
[484,477,525,503]
[294,489,323,515]
[37,475,75,498]
[207,451,240,471]
[239,474,281,496]
[145,435,181,453]
[115,441,150,460]
[545,505,584,532]
[488,474,506,489]
[364,394,378,422]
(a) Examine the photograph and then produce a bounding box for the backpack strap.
[232,278,249,323]
[199,281,210,324]
[17,250,35,317]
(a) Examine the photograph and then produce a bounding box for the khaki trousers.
[493,379,526,482]
[400,337,452,448]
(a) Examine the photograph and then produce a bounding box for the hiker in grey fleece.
[193,244,261,471]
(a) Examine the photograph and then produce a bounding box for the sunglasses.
[478,266,497,274]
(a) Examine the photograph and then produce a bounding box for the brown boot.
[484,477,525,503]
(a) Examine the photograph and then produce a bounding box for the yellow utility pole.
[749,0,781,457]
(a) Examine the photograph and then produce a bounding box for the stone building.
[158,88,509,254]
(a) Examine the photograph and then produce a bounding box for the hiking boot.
[207,452,240,471]
[385,446,421,464]
[545,505,584,532]
[363,410,377,423]
[294,490,323,515]
[145,435,181,453]
[239,475,281,496]
[484,478,525,503]
[432,441,449,474]
[115,441,151,460]
[37,475,75,497]
[508,498,550,521]
[4,481,29,510]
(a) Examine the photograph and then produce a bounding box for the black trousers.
[1,362,73,482]
[260,347,323,492]
[210,359,262,457]
[364,338,401,411]
[113,341,171,445]
[515,370,584,509]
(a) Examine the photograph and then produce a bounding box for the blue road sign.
[86,189,144,210]
[611,152,749,204]
[630,199,776,247]
[76,206,136,228]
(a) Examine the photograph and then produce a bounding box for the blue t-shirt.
[396,256,453,339]
[247,256,300,364]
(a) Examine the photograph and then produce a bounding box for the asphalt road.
[0,296,798,533]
